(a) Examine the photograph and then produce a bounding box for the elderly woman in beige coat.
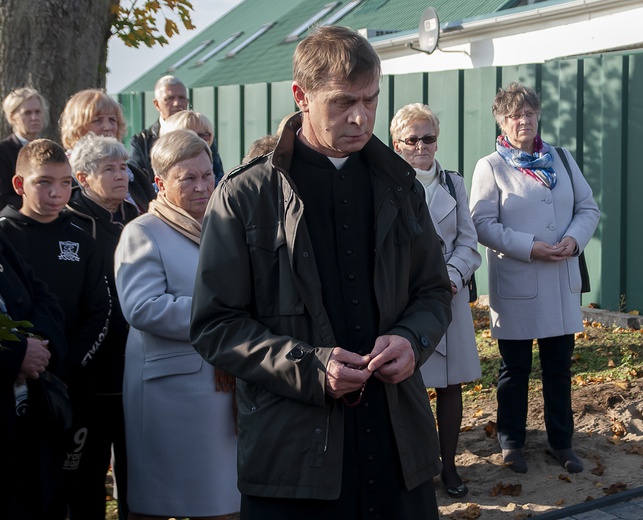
[470,83,600,475]
[391,104,481,499]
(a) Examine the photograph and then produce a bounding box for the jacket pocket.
[142,352,203,381]
[493,255,538,299]
[246,224,304,316]
[566,256,582,293]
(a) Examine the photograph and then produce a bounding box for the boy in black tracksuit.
[0,139,111,519]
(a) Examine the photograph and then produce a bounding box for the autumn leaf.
[558,474,572,482]
[603,482,627,495]
[555,499,565,505]
[491,482,522,497]
[607,436,621,445]
[611,420,627,436]
[590,462,606,476]
[484,420,497,438]
[451,503,481,519]
[473,408,485,418]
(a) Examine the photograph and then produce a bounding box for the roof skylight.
[226,22,276,58]
[283,2,340,43]
[195,32,243,66]
[168,40,213,72]
[321,0,363,26]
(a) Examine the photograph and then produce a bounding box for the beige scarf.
[147,192,202,245]
[149,191,237,430]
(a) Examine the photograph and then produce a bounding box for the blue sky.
[106,0,243,93]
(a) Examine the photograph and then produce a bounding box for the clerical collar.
[296,127,350,169]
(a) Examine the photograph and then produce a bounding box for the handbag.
[555,147,591,293]
[33,371,74,434]
[444,170,478,302]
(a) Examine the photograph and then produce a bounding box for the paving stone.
[602,500,643,520]
[569,510,619,520]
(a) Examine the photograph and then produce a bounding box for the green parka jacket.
[190,115,452,500]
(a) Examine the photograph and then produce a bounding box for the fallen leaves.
[558,474,572,482]
[491,482,522,497]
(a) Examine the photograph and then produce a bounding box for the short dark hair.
[492,82,541,129]
[15,139,68,178]
[293,25,381,93]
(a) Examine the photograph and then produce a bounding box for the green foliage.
[0,313,33,343]
[112,0,196,49]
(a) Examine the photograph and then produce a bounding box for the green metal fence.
[119,50,643,313]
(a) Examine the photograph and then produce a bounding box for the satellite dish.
[418,7,440,54]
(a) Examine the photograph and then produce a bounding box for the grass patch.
[462,304,643,402]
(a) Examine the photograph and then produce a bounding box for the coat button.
[420,336,429,347]
[303,251,309,257]
[290,346,305,359]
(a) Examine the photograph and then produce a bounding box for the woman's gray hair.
[390,103,440,142]
[69,133,129,179]
[151,129,212,180]
[492,82,541,130]
[3,87,49,128]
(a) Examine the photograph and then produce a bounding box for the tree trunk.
[0,0,118,141]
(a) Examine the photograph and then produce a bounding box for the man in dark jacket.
[191,26,452,520]
[129,75,224,181]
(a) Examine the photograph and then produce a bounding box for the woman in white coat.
[115,130,240,519]
[469,83,600,475]
[391,104,481,499]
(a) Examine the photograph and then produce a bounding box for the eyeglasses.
[398,135,437,146]
[507,111,536,121]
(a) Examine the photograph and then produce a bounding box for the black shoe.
[441,471,469,499]
[502,448,528,473]
[548,447,584,473]
[445,483,469,498]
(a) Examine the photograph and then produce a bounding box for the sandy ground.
[435,379,643,519]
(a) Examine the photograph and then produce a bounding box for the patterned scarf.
[496,134,557,189]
